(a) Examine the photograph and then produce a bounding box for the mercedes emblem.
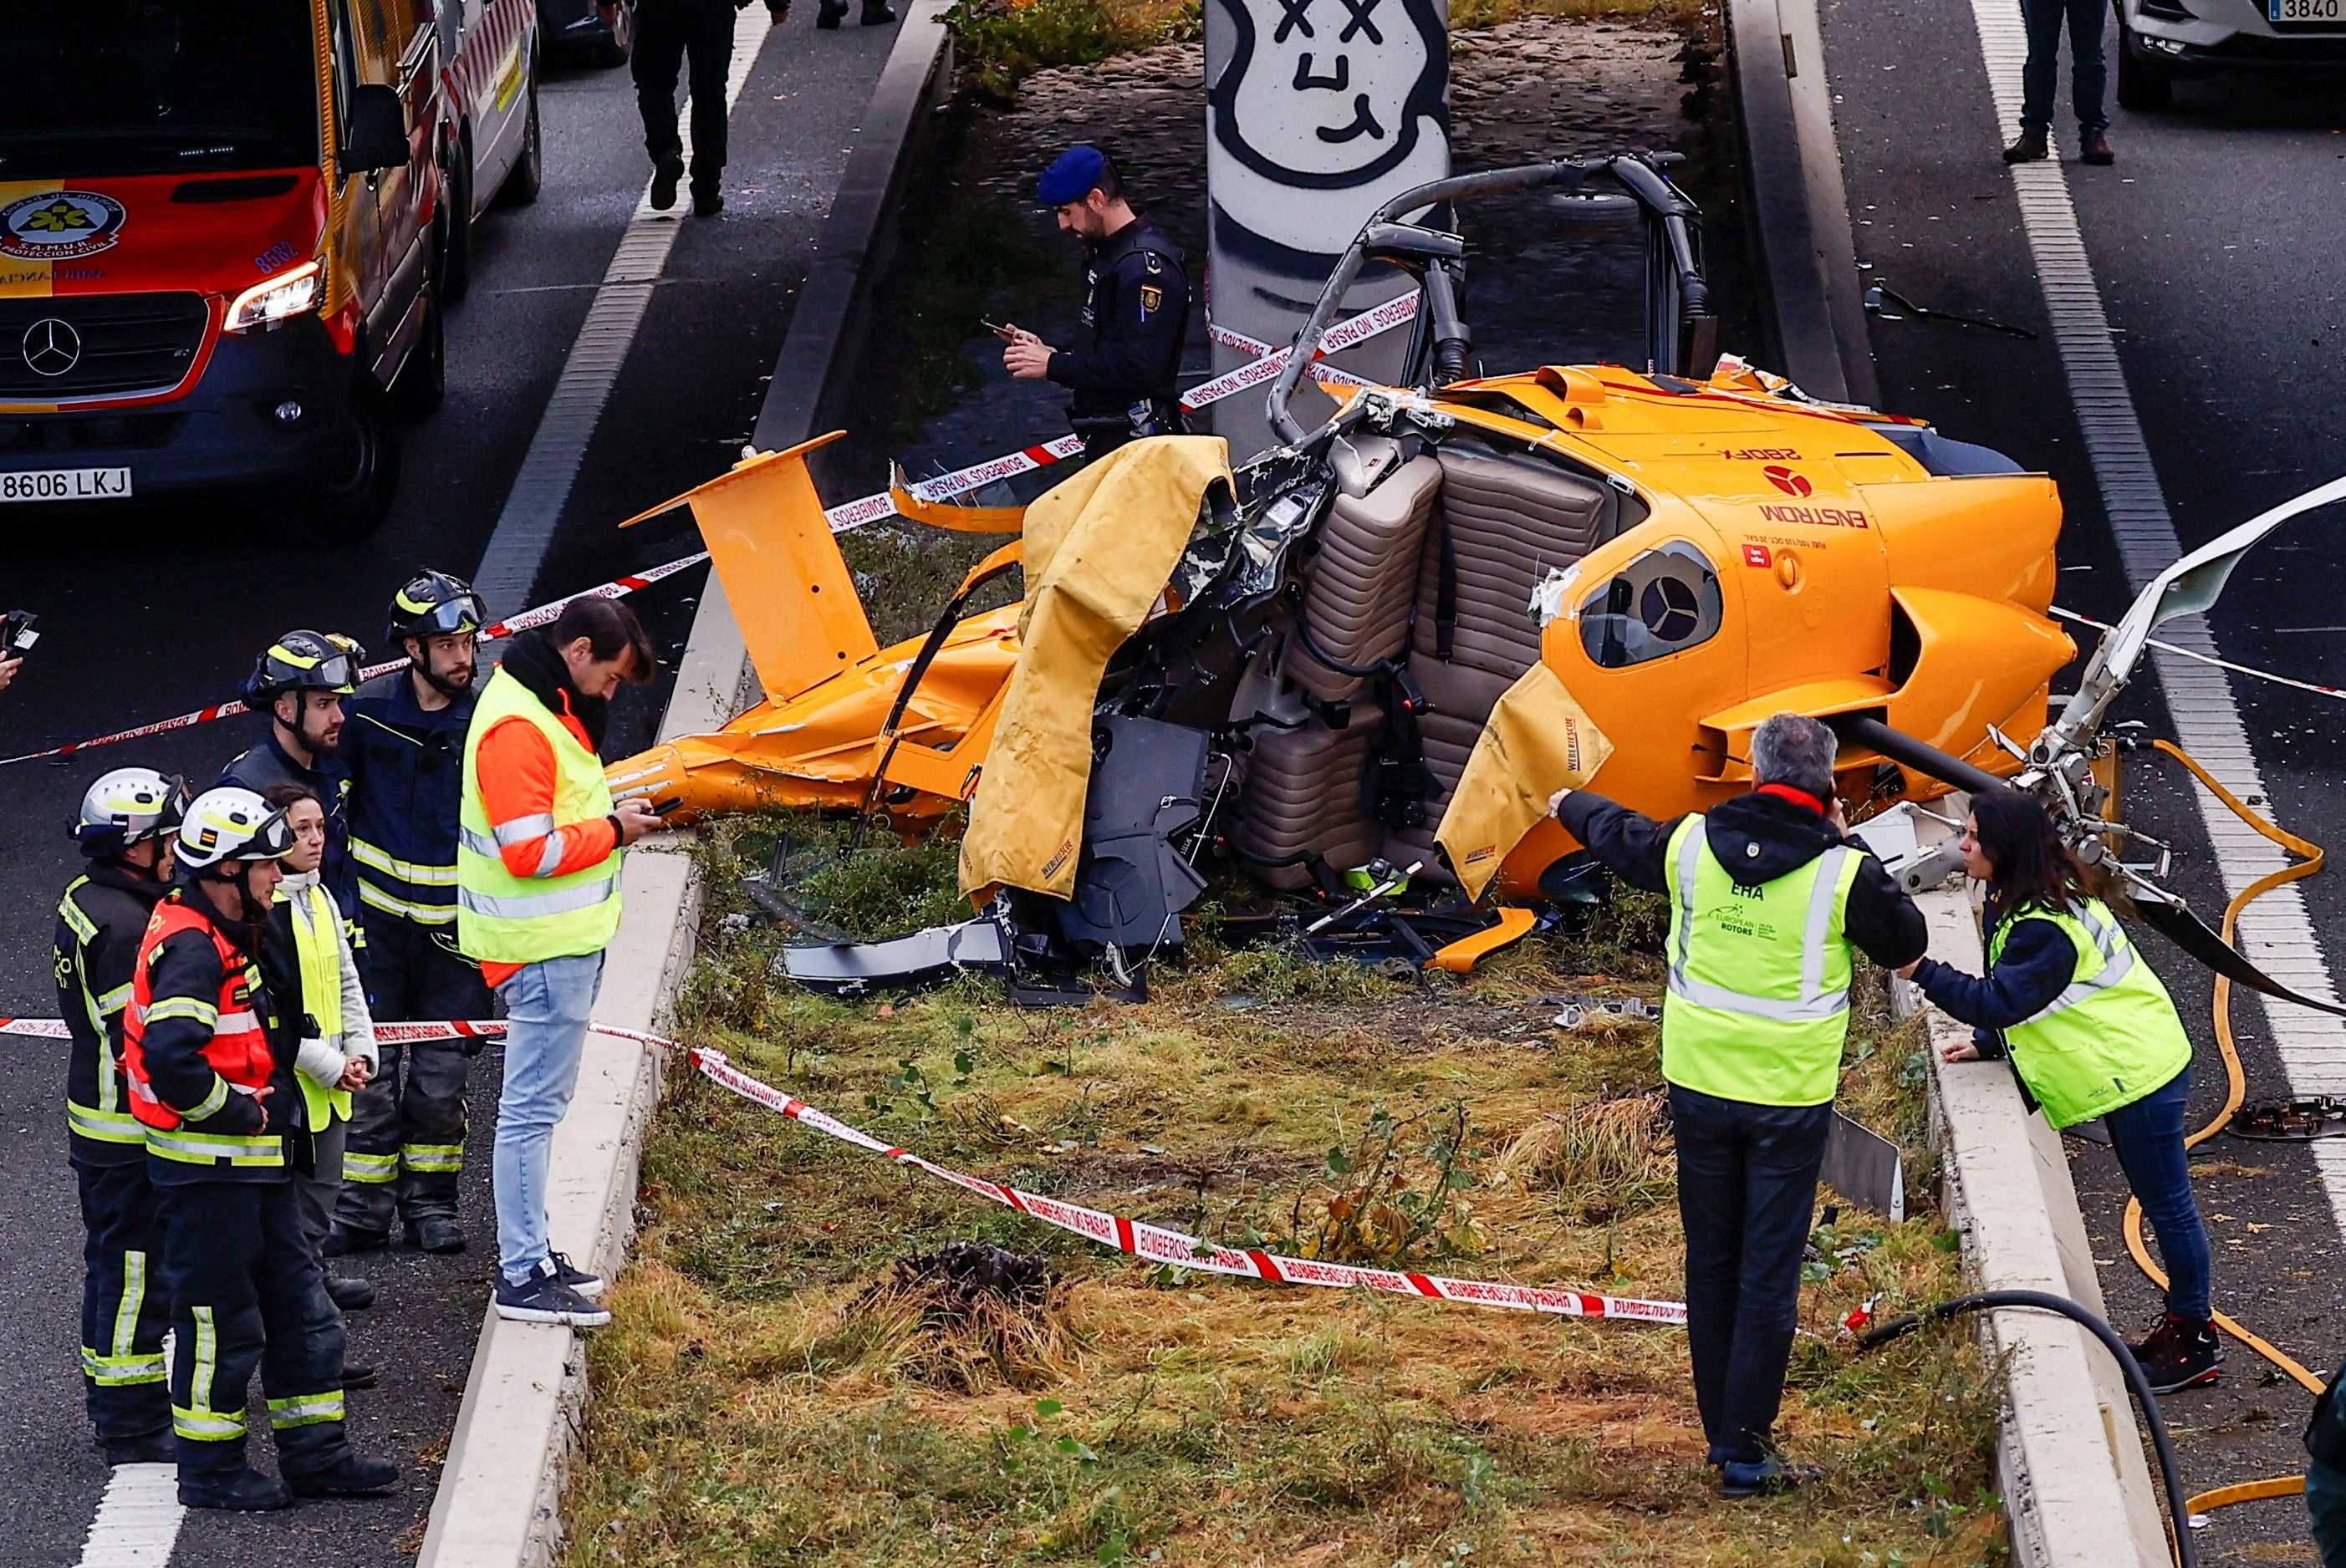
[21,317,81,378]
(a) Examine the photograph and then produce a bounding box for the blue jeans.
[2020,0,2110,133]
[2311,1459,2346,1566]
[492,950,605,1287]
[2104,1066,2212,1321]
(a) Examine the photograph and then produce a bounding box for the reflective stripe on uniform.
[94,982,133,1018]
[175,1305,243,1440]
[492,812,557,849]
[359,881,457,926]
[349,837,460,885]
[145,1128,285,1167]
[343,1148,401,1183]
[2014,900,2136,1025]
[113,1248,149,1365]
[1668,829,1856,1022]
[68,1100,145,1144]
[456,869,620,921]
[267,1390,346,1428]
[83,1347,166,1385]
[141,995,217,1027]
[181,1074,232,1124]
[402,1142,464,1173]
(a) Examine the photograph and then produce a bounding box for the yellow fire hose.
[2129,741,2327,1521]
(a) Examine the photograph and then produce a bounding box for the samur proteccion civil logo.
[0,191,130,263]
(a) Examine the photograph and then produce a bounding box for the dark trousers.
[1670,1084,1833,1465]
[632,2,737,193]
[2020,0,2109,133]
[2313,1458,2346,1567]
[343,915,488,1233]
[76,1160,171,1443]
[2104,1067,2212,1321]
[155,1179,349,1476]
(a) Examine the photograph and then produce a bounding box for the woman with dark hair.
[1896,789,2219,1393]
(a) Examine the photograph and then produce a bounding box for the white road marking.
[73,1463,181,1568]
[469,5,780,617]
[1964,0,2346,1224]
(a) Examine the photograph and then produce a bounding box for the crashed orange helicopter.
[598,152,2346,1002]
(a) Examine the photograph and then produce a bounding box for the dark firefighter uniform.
[122,885,354,1489]
[55,863,174,1451]
[1050,217,1190,464]
[337,667,488,1244]
[222,733,354,914]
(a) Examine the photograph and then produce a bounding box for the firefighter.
[124,786,397,1510]
[260,783,381,1346]
[56,767,187,1465]
[1002,145,1189,466]
[1551,713,1926,1498]
[460,597,659,1326]
[333,571,493,1256]
[222,629,367,913]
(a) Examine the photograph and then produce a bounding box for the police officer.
[1002,145,1189,466]
[333,572,493,1256]
[124,787,397,1509]
[56,767,186,1466]
[1551,713,1925,1498]
[222,629,367,913]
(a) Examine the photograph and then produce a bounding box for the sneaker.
[284,1451,400,1498]
[326,1275,375,1311]
[2002,126,2049,163]
[405,1216,467,1255]
[321,1225,390,1258]
[2130,1312,2224,1393]
[1720,1453,1822,1499]
[650,151,685,211]
[103,1432,176,1466]
[494,1258,613,1327]
[2079,128,2114,165]
[549,1250,607,1299]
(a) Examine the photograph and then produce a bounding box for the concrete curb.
[1900,888,2171,1567]
[411,8,956,1565]
[1725,0,1878,405]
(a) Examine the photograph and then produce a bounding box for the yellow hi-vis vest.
[456,666,621,965]
[284,879,353,1128]
[1660,813,1865,1107]
[1988,898,2193,1129]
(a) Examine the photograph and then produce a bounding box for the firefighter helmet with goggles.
[242,629,366,706]
[73,767,189,858]
[387,568,487,644]
[174,786,295,872]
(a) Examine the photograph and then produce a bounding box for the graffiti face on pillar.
[1207,0,1448,266]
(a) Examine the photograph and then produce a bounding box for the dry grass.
[564,831,2005,1566]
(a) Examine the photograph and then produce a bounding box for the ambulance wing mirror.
[340,85,410,176]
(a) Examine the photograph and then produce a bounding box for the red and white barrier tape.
[670,1036,1686,1327]
[1,1016,507,1044]
[0,299,1420,770]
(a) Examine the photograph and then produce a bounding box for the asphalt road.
[0,15,899,1564]
[1817,5,2346,1556]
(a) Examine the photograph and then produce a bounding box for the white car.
[433,0,543,302]
[2118,0,2346,106]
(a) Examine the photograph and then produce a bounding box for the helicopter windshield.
[1578,541,1723,668]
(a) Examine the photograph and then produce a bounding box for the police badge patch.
[1139,284,1164,316]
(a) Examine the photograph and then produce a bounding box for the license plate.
[2272,0,2340,20]
[0,467,132,502]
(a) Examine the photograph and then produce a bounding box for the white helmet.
[174,786,295,873]
[74,767,187,859]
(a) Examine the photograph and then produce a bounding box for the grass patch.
[946,0,1202,101]
[568,821,2006,1565]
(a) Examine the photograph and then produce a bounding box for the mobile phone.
[982,319,1018,341]
[2,609,38,658]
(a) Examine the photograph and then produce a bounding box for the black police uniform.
[221,733,355,915]
[1048,216,1190,465]
[54,862,174,1448]
[633,0,744,204]
[337,669,489,1240]
[136,883,354,1488]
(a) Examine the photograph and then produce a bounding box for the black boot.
[322,1224,390,1257]
[103,1432,176,1466]
[179,1442,293,1511]
[816,0,846,26]
[284,1449,400,1498]
[2002,125,2049,163]
[405,1216,466,1255]
[326,1274,375,1311]
[2130,1312,2223,1392]
[342,1362,380,1391]
[2079,127,2114,165]
[650,151,685,211]
[861,0,896,22]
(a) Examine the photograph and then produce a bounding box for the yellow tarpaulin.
[1435,662,1616,900]
[959,435,1233,898]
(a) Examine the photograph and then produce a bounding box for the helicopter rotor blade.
[2128,892,2346,1021]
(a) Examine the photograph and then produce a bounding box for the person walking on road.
[260,785,381,1357]
[1002,145,1190,467]
[457,598,660,1328]
[334,571,494,1258]
[223,629,367,914]
[633,0,801,220]
[2005,0,2114,165]
[123,787,396,1510]
[56,767,187,1467]
[1551,713,1926,1498]
[1896,789,2219,1392]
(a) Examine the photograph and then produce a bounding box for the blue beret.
[1038,145,1106,206]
